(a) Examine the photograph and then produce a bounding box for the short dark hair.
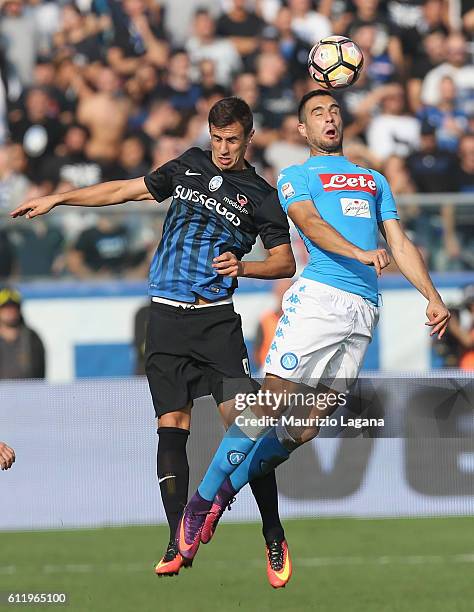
[298,90,338,122]
[208,96,253,136]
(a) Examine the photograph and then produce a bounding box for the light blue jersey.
[277,155,399,305]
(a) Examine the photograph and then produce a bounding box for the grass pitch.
[0,517,473,612]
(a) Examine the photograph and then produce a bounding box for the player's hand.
[356,249,390,276]
[0,442,15,471]
[212,252,242,277]
[10,195,58,220]
[425,298,450,339]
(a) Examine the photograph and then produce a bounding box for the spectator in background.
[155,49,201,112]
[287,0,331,46]
[75,65,130,164]
[0,287,45,380]
[0,0,39,87]
[264,114,308,179]
[107,0,169,75]
[367,82,420,160]
[0,441,15,470]
[117,134,149,179]
[0,144,31,211]
[433,134,474,271]
[68,216,145,278]
[0,230,15,280]
[421,32,474,115]
[0,47,8,145]
[216,0,265,68]
[9,87,63,168]
[399,0,448,66]
[272,6,312,82]
[407,28,447,112]
[186,8,242,87]
[40,123,104,188]
[406,121,457,193]
[253,279,294,371]
[52,3,104,67]
[255,51,295,130]
[436,285,474,369]
[347,0,404,76]
[417,76,468,152]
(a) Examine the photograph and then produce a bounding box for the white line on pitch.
[1,554,473,575]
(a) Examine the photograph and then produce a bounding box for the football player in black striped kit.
[12,97,296,587]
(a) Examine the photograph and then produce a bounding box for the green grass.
[0,518,473,612]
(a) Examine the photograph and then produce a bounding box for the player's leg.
[145,302,199,576]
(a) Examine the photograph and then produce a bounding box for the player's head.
[208,96,255,171]
[297,90,343,155]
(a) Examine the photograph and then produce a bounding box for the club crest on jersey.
[281,182,295,199]
[209,175,223,192]
[320,174,377,196]
[340,198,371,218]
[237,193,248,206]
[228,451,246,466]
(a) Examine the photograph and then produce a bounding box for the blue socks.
[197,424,291,502]
[230,428,290,492]
[198,423,258,501]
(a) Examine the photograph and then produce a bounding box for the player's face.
[209,122,254,171]
[298,95,343,154]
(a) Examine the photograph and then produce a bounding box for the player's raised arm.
[379,218,450,338]
[10,177,155,220]
[288,200,390,277]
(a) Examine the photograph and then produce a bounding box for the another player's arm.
[379,219,450,338]
[10,177,155,220]
[213,243,295,279]
[288,200,390,276]
[0,442,15,471]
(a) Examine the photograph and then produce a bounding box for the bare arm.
[10,177,154,220]
[212,244,296,280]
[288,200,390,276]
[380,218,450,337]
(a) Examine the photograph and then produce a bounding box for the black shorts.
[145,301,258,417]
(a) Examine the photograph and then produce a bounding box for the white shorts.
[263,278,379,391]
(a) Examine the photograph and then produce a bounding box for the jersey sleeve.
[254,190,291,250]
[374,170,399,223]
[276,166,311,213]
[144,157,179,202]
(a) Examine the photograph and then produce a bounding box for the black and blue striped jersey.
[144,147,290,302]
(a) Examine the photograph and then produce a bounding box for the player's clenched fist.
[0,442,15,471]
[10,195,58,220]
[212,252,243,277]
[356,248,390,277]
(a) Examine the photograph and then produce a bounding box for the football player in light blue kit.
[178,90,451,577]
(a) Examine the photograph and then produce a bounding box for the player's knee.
[159,411,191,430]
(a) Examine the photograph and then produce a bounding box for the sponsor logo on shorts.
[340,197,371,218]
[209,175,223,192]
[228,451,246,466]
[281,182,295,199]
[320,173,377,195]
[280,352,299,370]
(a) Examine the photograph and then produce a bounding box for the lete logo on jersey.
[320,174,377,196]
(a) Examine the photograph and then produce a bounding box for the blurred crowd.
[0,0,473,281]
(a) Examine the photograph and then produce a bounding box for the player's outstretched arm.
[288,200,390,276]
[10,177,155,220]
[380,219,450,338]
[212,244,296,279]
[0,442,15,471]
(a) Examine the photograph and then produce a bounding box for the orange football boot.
[266,539,292,588]
[154,540,192,577]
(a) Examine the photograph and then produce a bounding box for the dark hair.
[208,96,253,136]
[298,90,338,122]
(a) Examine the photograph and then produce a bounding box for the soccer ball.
[308,36,364,90]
